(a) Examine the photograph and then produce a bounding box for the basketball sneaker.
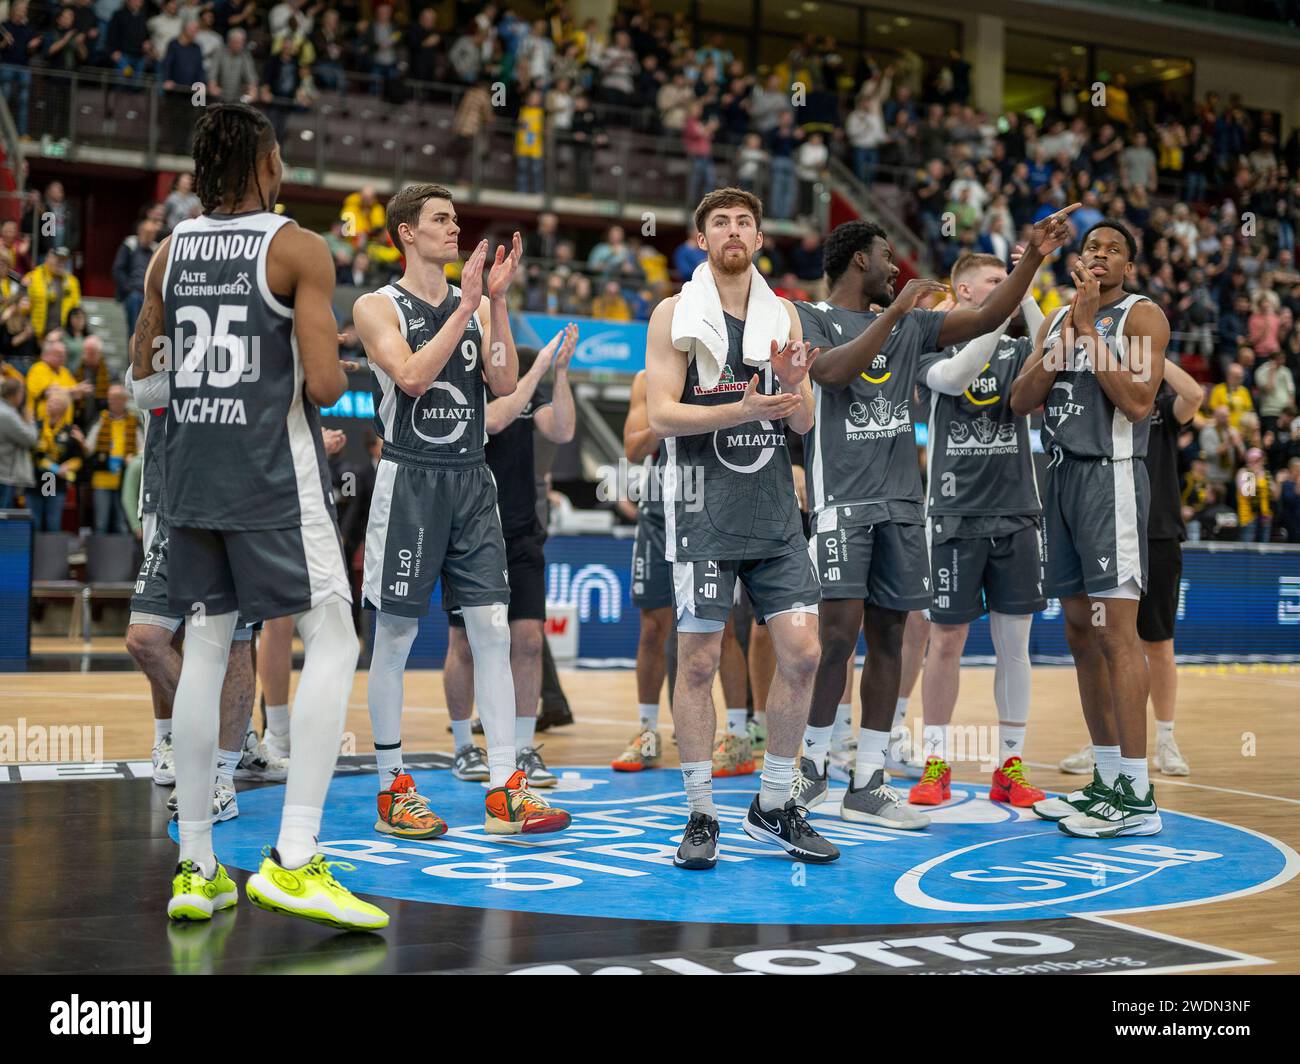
[990,756,1045,807]
[1032,770,1108,822]
[452,744,490,782]
[712,733,755,777]
[152,734,175,785]
[743,797,840,862]
[827,738,856,782]
[516,744,557,788]
[790,756,829,808]
[167,859,238,922]
[1059,744,1095,775]
[484,769,571,835]
[375,772,446,839]
[1058,774,1162,838]
[235,729,289,781]
[908,757,951,805]
[674,812,720,870]
[885,727,924,780]
[747,717,767,753]
[841,768,931,830]
[246,848,389,930]
[263,729,290,760]
[1155,735,1190,776]
[167,784,239,822]
[612,729,660,771]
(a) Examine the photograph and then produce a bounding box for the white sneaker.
[1155,737,1190,776]
[152,734,175,786]
[263,728,290,759]
[168,784,239,822]
[827,743,855,783]
[1058,744,1095,775]
[235,730,289,781]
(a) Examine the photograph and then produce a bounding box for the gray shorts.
[631,511,673,610]
[672,551,820,634]
[928,521,1047,624]
[1043,453,1149,599]
[809,520,931,611]
[362,458,510,617]
[130,514,255,638]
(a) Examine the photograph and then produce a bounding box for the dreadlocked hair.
[192,103,276,212]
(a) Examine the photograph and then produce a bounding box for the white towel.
[671,261,790,391]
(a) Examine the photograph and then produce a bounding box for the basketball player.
[133,102,384,928]
[353,183,569,839]
[908,250,1049,807]
[647,187,838,869]
[1057,357,1200,778]
[1010,219,1168,837]
[444,324,578,787]
[795,209,1076,830]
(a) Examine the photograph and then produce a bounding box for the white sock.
[178,821,215,879]
[515,714,537,750]
[1155,719,1175,742]
[266,702,290,736]
[999,723,1026,760]
[753,709,767,727]
[215,746,241,788]
[276,804,322,869]
[726,708,748,737]
[1119,755,1149,795]
[1094,744,1121,787]
[759,751,796,811]
[487,746,516,789]
[892,696,909,731]
[451,717,474,751]
[803,723,833,772]
[681,760,716,818]
[375,742,404,789]
[154,718,171,744]
[638,702,659,731]
[923,724,947,761]
[855,727,890,780]
[831,703,853,746]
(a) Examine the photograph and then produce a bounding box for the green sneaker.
[246,848,389,931]
[1032,768,1109,822]
[167,859,238,922]
[1059,773,1162,838]
[747,718,767,753]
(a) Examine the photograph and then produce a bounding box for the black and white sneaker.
[791,756,829,808]
[673,812,720,870]
[742,797,840,863]
[452,744,490,782]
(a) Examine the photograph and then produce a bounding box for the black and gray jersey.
[161,210,334,531]
[1041,293,1154,460]
[917,334,1040,518]
[139,403,165,516]
[663,313,805,562]
[368,282,486,469]
[796,300,945,530]
[635,448,667,529]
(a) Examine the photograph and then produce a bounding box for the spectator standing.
[149,0,183,58]
[0,1,43,139]
[1277,457,1300,542]
[160,19,206,154]
[1,293,38,369]
[735,132,768,196]
[408,6,443,85]
[45,6,91,73]
[24,248,81,342]
[163,173,201,231]
[0,377,36,509]
[259,34,308,144]
[63,306,91,370]
[587,225,632,277]
[29,387,82,532]
[1236,448,1273,542]
[515,87,546,194]
[600,30,637,107]
[1200,405,1244,497]
[38,182,79,260]
[683,103,717,208]
[107,0,151,80]
[795,130,828,217]
[359,4,402,96]
[672,226,708,281]
[1120,130,1158,194]
[113,216,159,336]
[1247,290,1282,358]
[25,329,87,422]
[449,76,494,179]
[569,93,607,196]
[1257,350,1296,435]
[590,280,632,321]
[308,7,347,91]
[73,335,110,431]
[846,68,891,186]
[208,26,258,102]
[1208,362,1254,427]
[84,382,139,533]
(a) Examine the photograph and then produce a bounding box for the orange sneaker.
[909,757,951,805]
[375,773,447,839]
[990,756,1045,807]
[485,769,572,835]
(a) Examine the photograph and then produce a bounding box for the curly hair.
[823,220,888,287]
[191,103,276,212]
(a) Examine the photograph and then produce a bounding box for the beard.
[709,245,752,276]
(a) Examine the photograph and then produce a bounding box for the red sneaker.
[375,772,447,839]
[990,756,1045,807]
[909,757,951,805]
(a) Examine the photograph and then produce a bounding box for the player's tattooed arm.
[623,369,660,461]
[130,236,172,380]
[810,278,945,391]
[1093,299,1168,422]
[1009,313,1064,416]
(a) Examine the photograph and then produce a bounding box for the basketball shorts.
[672,550,820,634]
[362,459,509,618]
[1137,537,1182,643]
[449,523,546,627]
[131,514,256,638]
[631,510,673,610]
[1043,453,1149,599]
[809,519,931,611]
[927,520,1047,625]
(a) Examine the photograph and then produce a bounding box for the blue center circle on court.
[186,767,1298,925]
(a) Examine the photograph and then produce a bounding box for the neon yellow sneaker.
[245,848,389,931]
[167,859,238,922]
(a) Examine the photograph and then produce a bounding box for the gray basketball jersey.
[917,334,1040,517]
[1041,293,1153,460]
[139,403,165,516]
[796,300,945,528]
[162,210,334,530]
[636,447,667,529]
[369,283,486,468]
[663,313,804,562]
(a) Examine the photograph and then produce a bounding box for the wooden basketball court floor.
[2,647,1297,975]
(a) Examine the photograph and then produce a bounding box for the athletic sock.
[451,717,474,751]
[753,709,767,728]
[375,742,404,790]
[1155,719,1175,743]
[154,718,171,744]
[515,714,537,750]
[681,760,716,818]
[1094,744,1121,788]
[999,723,1026,760]
[854,727,890,781]
[178,821,215,879]
[892,696,909,731]
[276,804,322,869]
[215,746,241,788]
[1119,756,1150,796]
[487,746,516,790]
[759,752,796,812]
[726,708,748,737]
[923,724,947,761]
[831,703,853,747]
[803,724,833,773]
[638,702,659,732]
[265,703,289,736]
